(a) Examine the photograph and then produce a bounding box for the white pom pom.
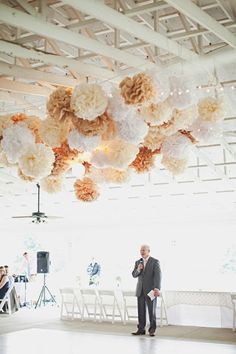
[161,132,192,159]
[1,122,35,163]
[68,129,100,152]
[146,69,170,103]
[107,89,136,123]
[116,114,148,144]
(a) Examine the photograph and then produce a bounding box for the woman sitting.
[0,266,9,300]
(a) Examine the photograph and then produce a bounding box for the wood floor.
[0,328,236,354]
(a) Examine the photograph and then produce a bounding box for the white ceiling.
[0,0,236,224]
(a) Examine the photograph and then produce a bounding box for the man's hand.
[153,288,160,297]
[137,263,144,271]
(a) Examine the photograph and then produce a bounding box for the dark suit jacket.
[132,257,161,297]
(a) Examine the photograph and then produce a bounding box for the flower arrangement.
[0,71,225,201]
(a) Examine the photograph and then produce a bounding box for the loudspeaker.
[37,251,50,273]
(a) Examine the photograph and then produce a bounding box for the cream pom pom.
[19,143,55,179]
[198,97,225,122]
[104,168,131,184]
[71,83,108,120]
[91,138,139,169]
[161,155,188,175]
[1,122,35,163]
[74,177,99,202]
[39,117,70,148]
[87,166,130,184]
[119,72,156,105]
[116,114,148,144]
[41,175,63,193]
[161,132,191,159]
[139,98,173,126]
[68,129,100,152]
[145,69,170,103]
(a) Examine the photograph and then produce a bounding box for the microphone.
[139,258,143,264]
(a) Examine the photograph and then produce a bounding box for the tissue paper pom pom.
[119,73,156,105]
[169,75,196,109]
[1,122,35,164]
[161,155,187,175]
[39,117,70,148]
[19,144,55,179]
[41,175,63,193]
[52,142,79,176]
[24,115,42,143]
[18,169,35,182]
[71,84,108,120]
[86,166,130,184]
[47,87,74,122]
[140,98,173,125]
[145,69,170,102]
[104,168,131,184]
[74,177,99,202]
[131,146,156,174]
[161,133,191,159]
[198,97,225,122]
[116,114,148,144]
[158,106,198,136]
[190,118,223,143]
[72,112,115,138]
[107,89,136,122]
[143,126,165,151]
[68,129,100,152]
[91,138,139,169]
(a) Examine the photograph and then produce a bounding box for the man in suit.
[132,244,161,337]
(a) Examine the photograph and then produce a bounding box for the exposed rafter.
[0,61,79,87]
[0,4,155,70]
[61,0,198,61]
[0,40,119,83]
[0,78,51,96]
[166,0,236,48]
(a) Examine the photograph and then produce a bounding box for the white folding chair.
[60,288,82,320]
[157,293,168,327]
[80,288,102,322]
[122,290,138,324]
[97,289,123,323]
[0,285,14,315]
[231,293,236,331]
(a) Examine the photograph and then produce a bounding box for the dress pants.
[137,289,157,332]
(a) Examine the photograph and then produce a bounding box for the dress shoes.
[131,330,146,335]
[149,330,155,337]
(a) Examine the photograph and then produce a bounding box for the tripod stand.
[35,274,56,309]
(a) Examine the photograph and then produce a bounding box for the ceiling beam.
[0,61,78,87]
[0,78,51,96]
[166,0,236,48]
[0,4,155,70]
[0,40,119,83]
[61,0,198,61]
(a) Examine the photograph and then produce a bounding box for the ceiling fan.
[12,183,63,223]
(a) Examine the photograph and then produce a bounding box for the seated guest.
[0,266,9,299]
[4,266,14,288]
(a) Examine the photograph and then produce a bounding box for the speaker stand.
[35,274,56,309]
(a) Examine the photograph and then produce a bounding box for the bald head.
[140,244,150,259]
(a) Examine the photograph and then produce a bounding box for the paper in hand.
[147,290,155,301]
